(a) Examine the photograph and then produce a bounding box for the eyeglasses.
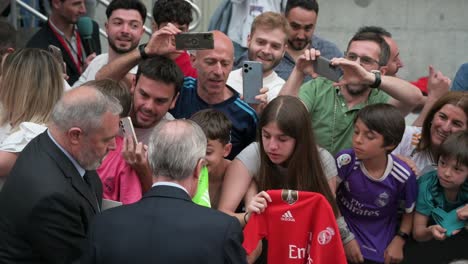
[345,52,380,66]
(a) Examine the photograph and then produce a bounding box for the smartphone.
[48,45,66,74]
[312,56,341,82]
[175,32,214,50]
[119,117,138,143]
[242,61,263,104]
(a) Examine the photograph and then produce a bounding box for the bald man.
[169,30,257,158]
[0,85,121,263]
[95,25,257,158]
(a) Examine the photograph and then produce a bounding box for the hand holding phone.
[312,56,341,82]
[242,61,263,104]
[119,117,137,144]
[175,32,214,50]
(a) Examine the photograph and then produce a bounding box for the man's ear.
[223,143,232,158]
[67,127,83,145]
[384,144,396,153]
[190,52,197,65]
[169,92,180,110]
[151,21,158,32]
[189,159,204,196]
[379,65,388,76]
[51,0,62,9]
[130,75,137,94]
[194,159,204,181]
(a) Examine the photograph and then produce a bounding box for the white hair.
[148,120,207,180]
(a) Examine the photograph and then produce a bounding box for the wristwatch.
[138,43,149,60]
[396,230,410,241]
[370,70,381,88]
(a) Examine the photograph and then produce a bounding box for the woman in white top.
[393,92,468,176]
[0,48,63,181]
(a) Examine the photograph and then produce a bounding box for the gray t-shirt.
[236,142,337,180]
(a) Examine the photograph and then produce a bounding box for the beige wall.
[94,0,468,80]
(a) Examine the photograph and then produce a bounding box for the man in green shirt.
[280,31,424,155]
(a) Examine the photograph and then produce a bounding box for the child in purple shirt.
[335,104,418,264]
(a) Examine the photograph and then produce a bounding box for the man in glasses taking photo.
[279,30,424,156]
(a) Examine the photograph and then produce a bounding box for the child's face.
[205,139,231,174]
[437,156,468,191]
[261,121,296,165]
[352,118,394,160]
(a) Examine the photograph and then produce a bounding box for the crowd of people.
[0,0,467,263]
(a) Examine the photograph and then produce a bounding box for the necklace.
[329,87,371,153]
[329,91,339,152]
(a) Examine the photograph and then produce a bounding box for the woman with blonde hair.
[0,48,63,181]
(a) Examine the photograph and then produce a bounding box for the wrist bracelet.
[396,230,410,241]
[370,70,381,88]
[138,43,149,60]
[244,212,249,224]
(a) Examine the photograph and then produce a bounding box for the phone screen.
[119,117,138,143]
[175,32,214,50]
[312,56,341,82]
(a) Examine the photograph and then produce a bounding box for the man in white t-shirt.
[227,11,288,102]
[72,0,146,88]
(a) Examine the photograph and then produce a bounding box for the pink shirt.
[97,136,142,204]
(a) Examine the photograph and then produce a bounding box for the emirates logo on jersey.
[281,189,298,205]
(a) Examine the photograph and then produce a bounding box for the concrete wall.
[81,0,468,81]
[308,0,468,80]
[196,0,468,81]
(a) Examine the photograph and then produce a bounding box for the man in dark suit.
[0,85,122,263]
[81,119,247,264]
[26,0,101,85]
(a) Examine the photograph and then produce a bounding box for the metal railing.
[12,0,108,38]
[96,0,202,35]
[10,0,202,39]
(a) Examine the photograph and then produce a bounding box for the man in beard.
[227,11,289,102]
[73,0,146,88]
[0,85,121,263]
[26,0,101,85]
[274,0,343,82]
[279,31,425,155]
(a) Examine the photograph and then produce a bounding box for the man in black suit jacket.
[0,85,122,263]
[26,0,101,85]
[81,119,247,264]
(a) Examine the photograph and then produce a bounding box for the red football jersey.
[243,190,346,264]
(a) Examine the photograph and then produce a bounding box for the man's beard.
[288,38,310,51]
[247,50,281,73]
[345,84,369,96]
[108,38,138,54]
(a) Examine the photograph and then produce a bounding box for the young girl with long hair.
[242,96,343,263]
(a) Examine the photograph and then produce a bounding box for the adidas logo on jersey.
[281,210,296,222]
